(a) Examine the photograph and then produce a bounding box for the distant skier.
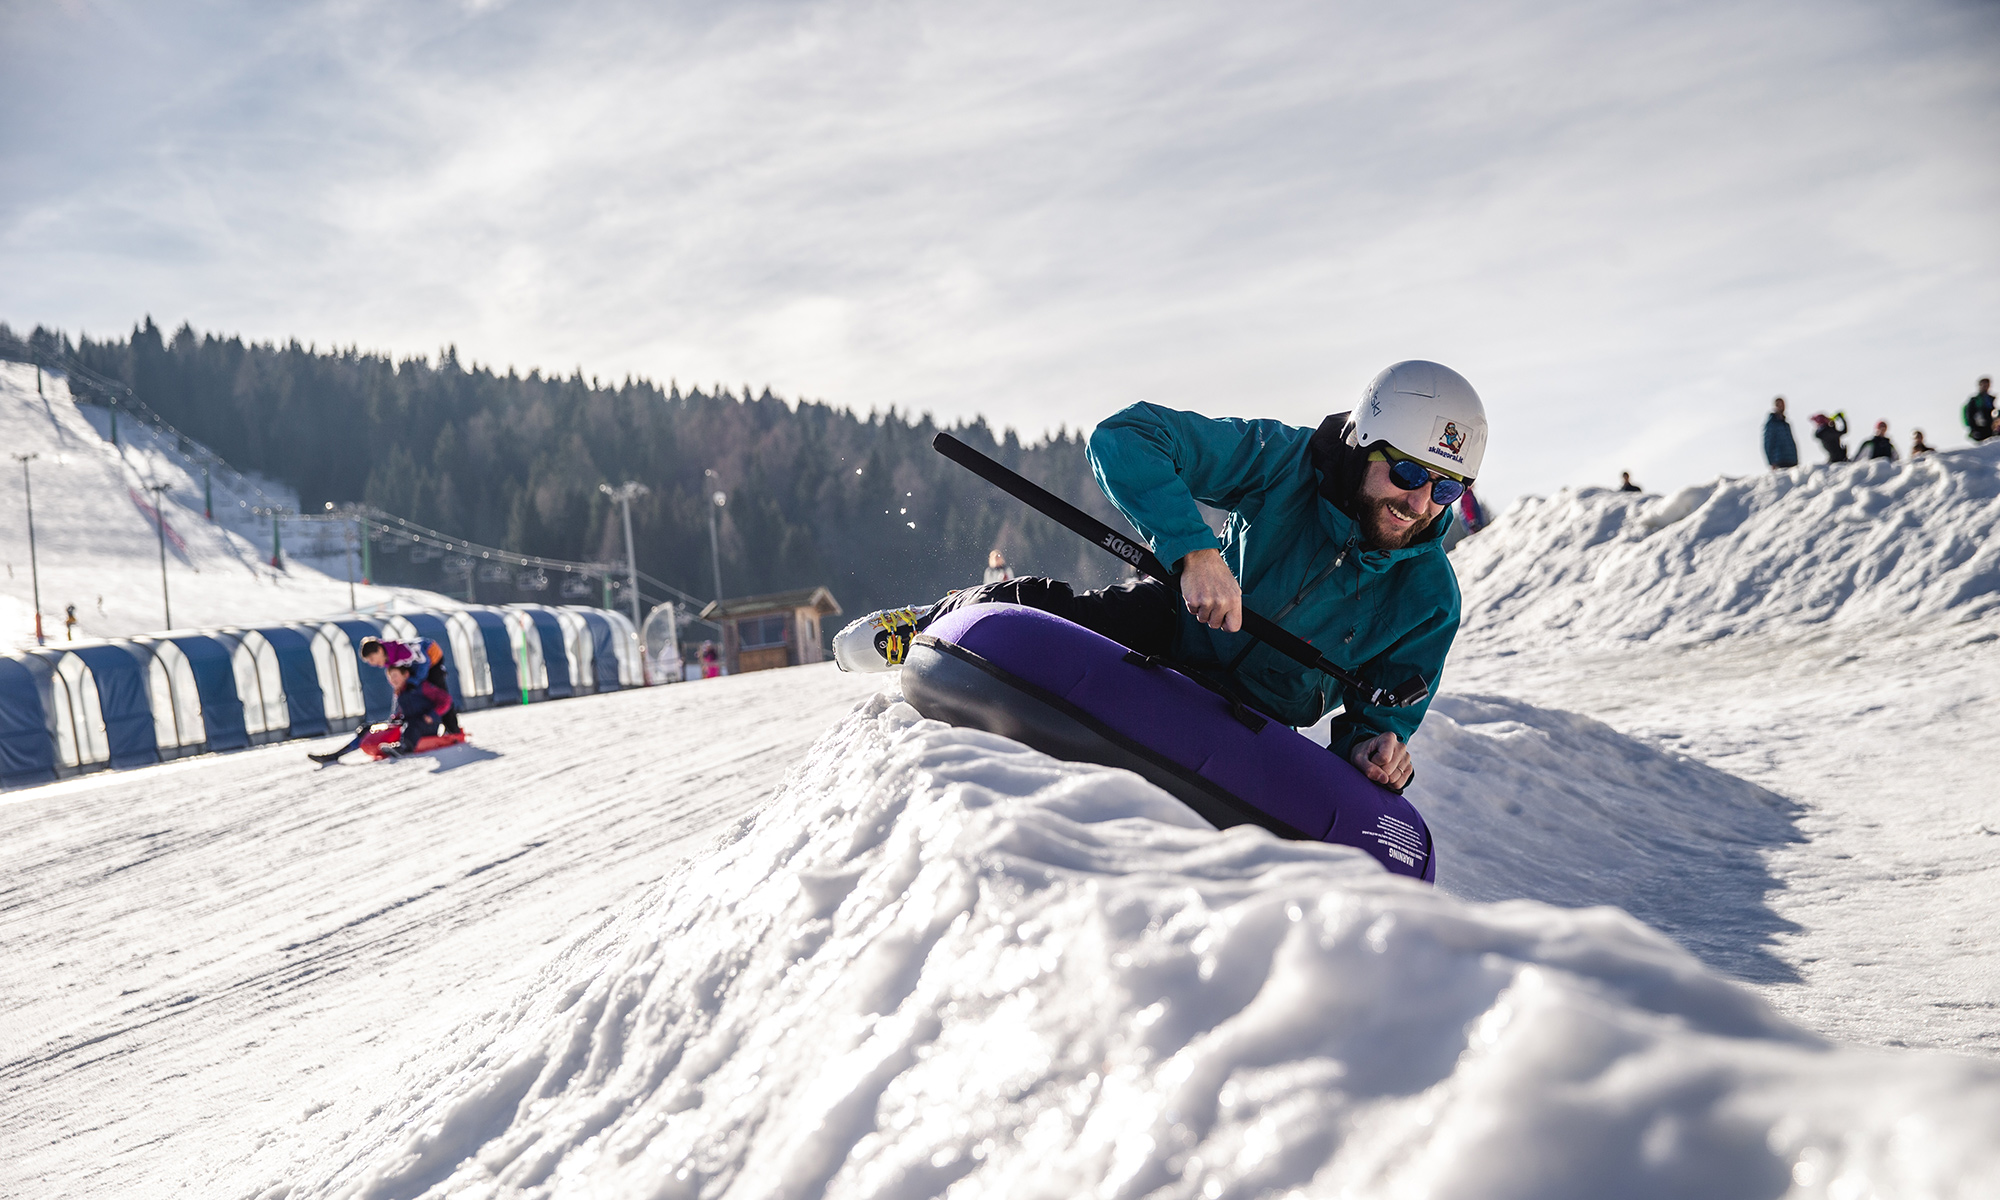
[1763,397,1799,470]
[1618,472,1642,493]
[1910,429,1934,457]
[983,550,1014,585]
[63,604,77,640]
[1810,412,1849,463]
[834,360,1491,794]
[699,642,721,678]
[1857,421,1898,462]
[358,635,460,734]
[1456,486,1486,533]
[1966,377,1995,443]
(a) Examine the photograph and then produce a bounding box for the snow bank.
[1452,444,2000,645]
[279,693,2000,1200]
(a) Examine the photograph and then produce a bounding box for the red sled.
[361,728,470,759]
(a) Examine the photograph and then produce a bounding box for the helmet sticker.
[1429,416,1468,465]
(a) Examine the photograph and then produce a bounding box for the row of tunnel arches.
[0,606,644,786]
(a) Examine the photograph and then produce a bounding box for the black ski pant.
[395,686,442,751]
[923,576,1181,658]
[425,661,460,734]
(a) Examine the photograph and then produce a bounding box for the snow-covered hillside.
[0,360,451,647]
[3,434,1996,1198]
[1451,443,2000,646]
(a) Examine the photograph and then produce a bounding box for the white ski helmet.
[1352,360,1487,480]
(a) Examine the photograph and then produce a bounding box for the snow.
[0,360,455,648]
[3,394,1998,1195]
[1443,446,2000,1055]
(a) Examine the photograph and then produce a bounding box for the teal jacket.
[1086,402,1461,759]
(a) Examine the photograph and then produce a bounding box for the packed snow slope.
[0,360,451,648]
[7,667,1996,1200]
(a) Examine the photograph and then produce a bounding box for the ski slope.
[0,360,451,648]
[3,438,1997,1197]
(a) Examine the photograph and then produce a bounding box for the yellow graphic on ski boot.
[832,605,932,673]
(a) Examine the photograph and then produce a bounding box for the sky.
[2,0,1996,511]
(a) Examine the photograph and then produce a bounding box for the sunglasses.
[1379,448,1467,506]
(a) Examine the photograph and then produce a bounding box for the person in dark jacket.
[387,665,449,754]
[1457,486,1486,531]
[308,663,456,763]
[1967,378,1995,443]
[1618,472,1642,493]
[1911,430,1935,457]
[1810,412,1849,463]
[359,635,459,734]
[1764,397,1799,470]
[1857,420,1897,461]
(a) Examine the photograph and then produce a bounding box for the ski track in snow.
[0,668,884,1198]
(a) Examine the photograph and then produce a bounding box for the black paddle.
[931,432,1429,709]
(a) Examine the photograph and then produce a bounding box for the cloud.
[3,0,1996,507]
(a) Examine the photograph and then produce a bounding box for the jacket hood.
[1308,410,1368,520]
[1308,409,1453,553]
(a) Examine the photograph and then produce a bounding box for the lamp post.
[327,503,359,612]
[704,468,726,603]
[599,481,649,631]
[13,453,43,645]
[146,482,173,629]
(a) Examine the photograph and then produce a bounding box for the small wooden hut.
[698,587,843,674]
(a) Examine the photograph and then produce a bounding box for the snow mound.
[1452,444,2000,645]
[277,693,2000,1200]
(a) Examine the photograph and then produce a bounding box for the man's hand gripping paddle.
[930,432,1430,710]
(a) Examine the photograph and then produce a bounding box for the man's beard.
[1360,494,1436,549]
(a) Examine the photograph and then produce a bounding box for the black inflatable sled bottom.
[902,638,1311,841]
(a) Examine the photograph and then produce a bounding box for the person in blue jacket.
[834,360,1489,793]
[1764,396,1799,470]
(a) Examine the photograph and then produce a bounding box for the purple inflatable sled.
[903,604,1436,882]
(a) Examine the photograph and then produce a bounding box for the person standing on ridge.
[1764,397,1799,470]
[1857,421,1898,461]
[1966,377,1995,443]
[1618,472,1642,493]
[1911,430,1935,457]
[1810,412,1849,463]
[833,360,1490,794]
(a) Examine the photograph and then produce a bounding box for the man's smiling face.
[1355,458,1446,549]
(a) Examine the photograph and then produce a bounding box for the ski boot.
[832,605,933,672]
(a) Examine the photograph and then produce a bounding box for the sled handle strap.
[931,432,1428,709]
